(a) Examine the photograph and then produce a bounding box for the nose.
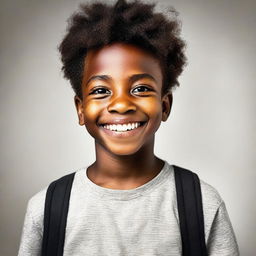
[107,95,137,114]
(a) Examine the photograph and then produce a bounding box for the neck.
[87,137,164,187]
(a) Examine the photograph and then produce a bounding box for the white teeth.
[102,122,143,132]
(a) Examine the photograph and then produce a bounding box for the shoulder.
[18,171,82,255]
[198,179,240,254]
[199,178,223,210]
[26,186,48,231]
[27,173,72,225]
[199,178,224,223]
[27,170,79,221]
[27,173,74,214]
[28,187,47,210]
[198,177,229,242]
[173,165,223,210]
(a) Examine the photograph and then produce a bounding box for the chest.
[64,189,182,255]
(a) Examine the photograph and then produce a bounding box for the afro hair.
[59,0,187,99]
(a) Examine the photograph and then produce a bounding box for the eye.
[89,87,111,95]
[132,85,153,94]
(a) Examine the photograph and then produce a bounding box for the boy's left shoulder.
[197,177,240,254]
[198,177,227,240]
[199,178,224,209]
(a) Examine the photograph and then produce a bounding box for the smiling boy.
[18,0,239,255]
[75,42,170,189]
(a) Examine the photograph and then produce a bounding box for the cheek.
[82,101,104,137]
[140,97,163,125]
[141,97,162,116]
[83,101,104,121]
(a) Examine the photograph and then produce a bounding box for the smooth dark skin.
[75,43,173,189]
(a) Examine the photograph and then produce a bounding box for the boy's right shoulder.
[26,172,77,226]
[26,186,47,228]
[28,186,47,208]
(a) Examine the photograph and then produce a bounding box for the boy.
[18,0,239,255]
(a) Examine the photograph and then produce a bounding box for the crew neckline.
[78,160,173,200]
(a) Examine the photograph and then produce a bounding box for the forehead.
[83,43,163,82]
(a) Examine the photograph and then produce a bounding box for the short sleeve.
[207,201,240,256]
[18,196,44,256]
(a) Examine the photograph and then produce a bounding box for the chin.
[107,144,143,156]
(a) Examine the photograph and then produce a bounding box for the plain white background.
[0,0,255,255]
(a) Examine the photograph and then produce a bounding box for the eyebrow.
[85,73,157,86]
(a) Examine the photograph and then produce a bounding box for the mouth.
[98,121,147,138]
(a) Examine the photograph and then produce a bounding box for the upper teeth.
[102,122,141,132]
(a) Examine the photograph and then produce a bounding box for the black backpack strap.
[173,165,208,256]
[41,172,75,256]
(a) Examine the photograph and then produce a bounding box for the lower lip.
[98,123,147,138]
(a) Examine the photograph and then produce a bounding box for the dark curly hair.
[59,0,187,99]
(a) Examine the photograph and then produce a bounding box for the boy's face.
[75,43,172,156]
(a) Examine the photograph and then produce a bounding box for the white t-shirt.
[18,160,239,255]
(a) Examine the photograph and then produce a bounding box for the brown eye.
[89,87,111,95]
[132,86,152,93]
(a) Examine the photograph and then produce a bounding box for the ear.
[161,92,173,122]
[74,95,85,126]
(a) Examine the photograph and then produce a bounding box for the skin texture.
[75,43,173,189]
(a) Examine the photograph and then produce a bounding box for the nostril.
[107,100,137,114]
